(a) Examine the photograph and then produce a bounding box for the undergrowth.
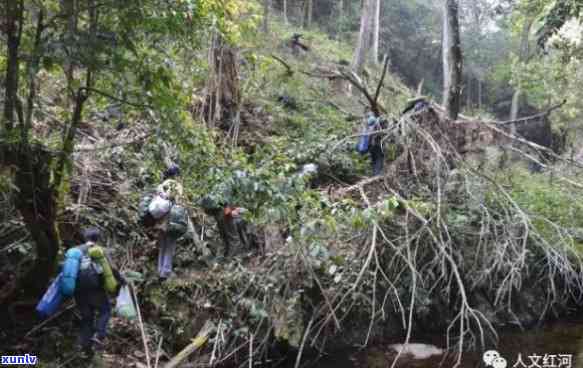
[3,16,583,368]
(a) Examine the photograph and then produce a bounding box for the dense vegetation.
[2,0,583,367]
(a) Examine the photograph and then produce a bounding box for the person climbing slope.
[357,112,386,176]
[138,163,191,279]
[201,171,253,258]
[154,164,189,279]
[62,228,120,359]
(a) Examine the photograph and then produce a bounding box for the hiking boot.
[160,272,177,281]
[79,346,95,361]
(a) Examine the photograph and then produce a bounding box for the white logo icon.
[483,350,500,366]
[492,356,507,368]
[483,350,572,368]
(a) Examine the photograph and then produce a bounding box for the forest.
[1,0,583,367]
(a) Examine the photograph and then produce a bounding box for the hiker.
[154,164,188,279]
[290,33,309,56]
[357,113,386,176]
[201,171,253,257]
[67,228,121,359]
[138,163,191,279]
[297,163,320,188]
[202,200,251,257]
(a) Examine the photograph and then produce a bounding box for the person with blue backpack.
[62,228,122,359]
[357,112,386,176]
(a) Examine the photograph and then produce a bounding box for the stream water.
[302,317,583,368]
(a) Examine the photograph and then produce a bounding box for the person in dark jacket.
[201,199,251,257]
[201,171,252,257]
[74,228,121,358]
[367,114,386,176]
[290,33,309,56]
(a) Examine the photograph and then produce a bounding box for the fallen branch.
[373,55,390,104]
[294,317,314,368]
[164,320,215,368]
[24,301,76,338]
[81,87,152,109]
[74,132,152,152]
[270,54,294,76]
[497,99,567,125]
[484,122,583,170]
[337,68,387,116]
[336,175,387,196]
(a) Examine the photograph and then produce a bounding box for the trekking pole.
[154,336,164,368]
[131,282,152,368]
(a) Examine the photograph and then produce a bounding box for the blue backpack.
[60,247,83,297]
[36,274,64,319]
[356,126,371,154]
[357,116,380,154]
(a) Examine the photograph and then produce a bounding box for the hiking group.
[34,163,255,360]
[32,102,428,361]
[139,165,254,275]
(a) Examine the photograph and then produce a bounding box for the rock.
[388,343,443,360]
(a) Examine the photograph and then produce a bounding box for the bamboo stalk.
[248,333,253,368]
[154,336,164,368]
[164,320,214,368]
[131,283,152,368]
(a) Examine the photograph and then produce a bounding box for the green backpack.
[167,205,188,238]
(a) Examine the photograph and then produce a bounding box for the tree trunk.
[263,0,271,33]
[303,0,313,29]
[371,0,381,64]
[23,8,45,146]
[466,77,472,108]
[53,0,97,189]
[442,0,463,120]
[0,143,60,304]
[510,18,533,120]
[203,35,241,130]
[283,0,288,24]
[60,0,78,90]
[416,79,424,97]
[478,79,483,111]
[352,0,375,76]
[307,0,313,27]
[337,0,344,41]
[3,0,24,133]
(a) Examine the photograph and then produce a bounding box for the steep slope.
[2,18,583,368]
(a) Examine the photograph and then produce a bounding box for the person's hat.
[83,227,101,243]
[164,164,181,179]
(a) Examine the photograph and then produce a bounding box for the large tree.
[442,0,463,119]
[509,17,534,120]
[352,0,375,76]
[371,0,381,64]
